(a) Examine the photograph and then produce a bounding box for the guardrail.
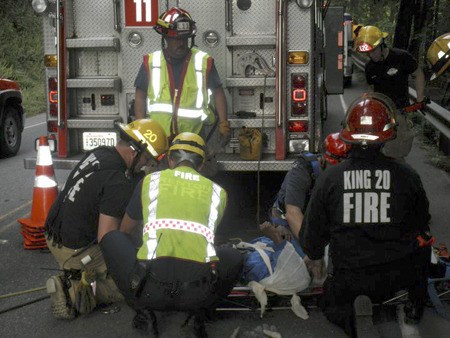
[351,52,450,144]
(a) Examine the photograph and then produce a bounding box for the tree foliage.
[0,0,45,116]
[331,0,449,63]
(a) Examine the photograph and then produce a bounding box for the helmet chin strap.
[379,42,387,61]
[126,144,143,179]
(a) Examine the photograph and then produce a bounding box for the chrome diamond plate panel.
[226,77,276,87]
[66,37,120,50]
[67,77,121,90]
[75,51,118,77]
[42,18,56,55]
[215,154,295,172]
[72,0,114,38]
[67,118,120,128]
[286,2,319,151]
[232,0,276,36]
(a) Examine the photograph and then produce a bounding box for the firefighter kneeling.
[100,132,243,337]
[300,93,433,337]
[45,119,169,319]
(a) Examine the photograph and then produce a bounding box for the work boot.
[403,300,424,324]
[132,310,149,333]
[46,276,76,320]
[353,295,380,338]
[132,309,158,336]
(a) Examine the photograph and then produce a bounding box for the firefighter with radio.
[426,33,450,81]
[45,119,168,320]
[355,26,426,160]
[300,93,432,337]
[133,7,230,148]
[100,132,243,337]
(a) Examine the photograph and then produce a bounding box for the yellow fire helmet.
[355,26,388,53]
[427,33,450,80]
[117,119,168,159]
[169,132,206,161]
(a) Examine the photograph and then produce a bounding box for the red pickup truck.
[0,78,24,157]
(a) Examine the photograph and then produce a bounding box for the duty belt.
[131,260,216,298]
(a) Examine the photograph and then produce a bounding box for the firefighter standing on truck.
[100,132,243,337]
[355,26,426,160]
[45,119,168,320]
[299,93,432,337]
[133,7,230,147]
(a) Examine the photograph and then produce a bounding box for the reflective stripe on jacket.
[137,166,227,263]
[145,48,215,135]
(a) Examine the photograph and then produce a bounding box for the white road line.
[339,94,348,114]
[0,211,30,235]
[24,121,45,130]
[0,201,32,222]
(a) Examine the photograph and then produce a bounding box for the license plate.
[82,132,117,150]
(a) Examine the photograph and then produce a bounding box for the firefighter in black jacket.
[299,92,432,337]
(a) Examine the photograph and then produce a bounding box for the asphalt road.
[0,72,449,337]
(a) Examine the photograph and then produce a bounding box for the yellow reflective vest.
[137,166,227,263]
[145,48,216,136]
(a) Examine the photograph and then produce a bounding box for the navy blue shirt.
[365,48,418,108]
[300,148,431,270]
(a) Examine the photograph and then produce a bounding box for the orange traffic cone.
[18,136,58,249]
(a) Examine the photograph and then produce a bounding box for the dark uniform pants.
[100,230,243,312]
[321,248,430,336]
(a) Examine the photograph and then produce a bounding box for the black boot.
[193,314,208,338]
[404,300,424,324]
[132,310,149,333]
[353,295,380,338]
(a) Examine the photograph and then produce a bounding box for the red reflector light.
[292,102,306,116]
[49,90,58,103]
[292,89,307,102]
[288,121,308,133]
[48,77,57,91]
[47,120,58,133]
[292,74,306,88]
[49,103,58,117]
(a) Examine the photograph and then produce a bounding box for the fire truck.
[26,0,343,172]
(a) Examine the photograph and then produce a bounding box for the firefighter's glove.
[218,120,231,147]
[416,231,435,248]
[304,255,327,286]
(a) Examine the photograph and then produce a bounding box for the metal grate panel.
[66,37,120,50]
[67,77,121,90]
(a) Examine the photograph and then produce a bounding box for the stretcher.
[218,285,323,312]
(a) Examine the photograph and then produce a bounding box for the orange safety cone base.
[18,217,46,230]
[20,225,46,234]
[20,230,46,241]
[23,242,49,250]
[22,235,47,245]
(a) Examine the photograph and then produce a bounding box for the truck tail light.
[291,73,308,116]
[288,121,308,133]
[47,120,58,133]
[292,102,306,116]
[48,77,58,116]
